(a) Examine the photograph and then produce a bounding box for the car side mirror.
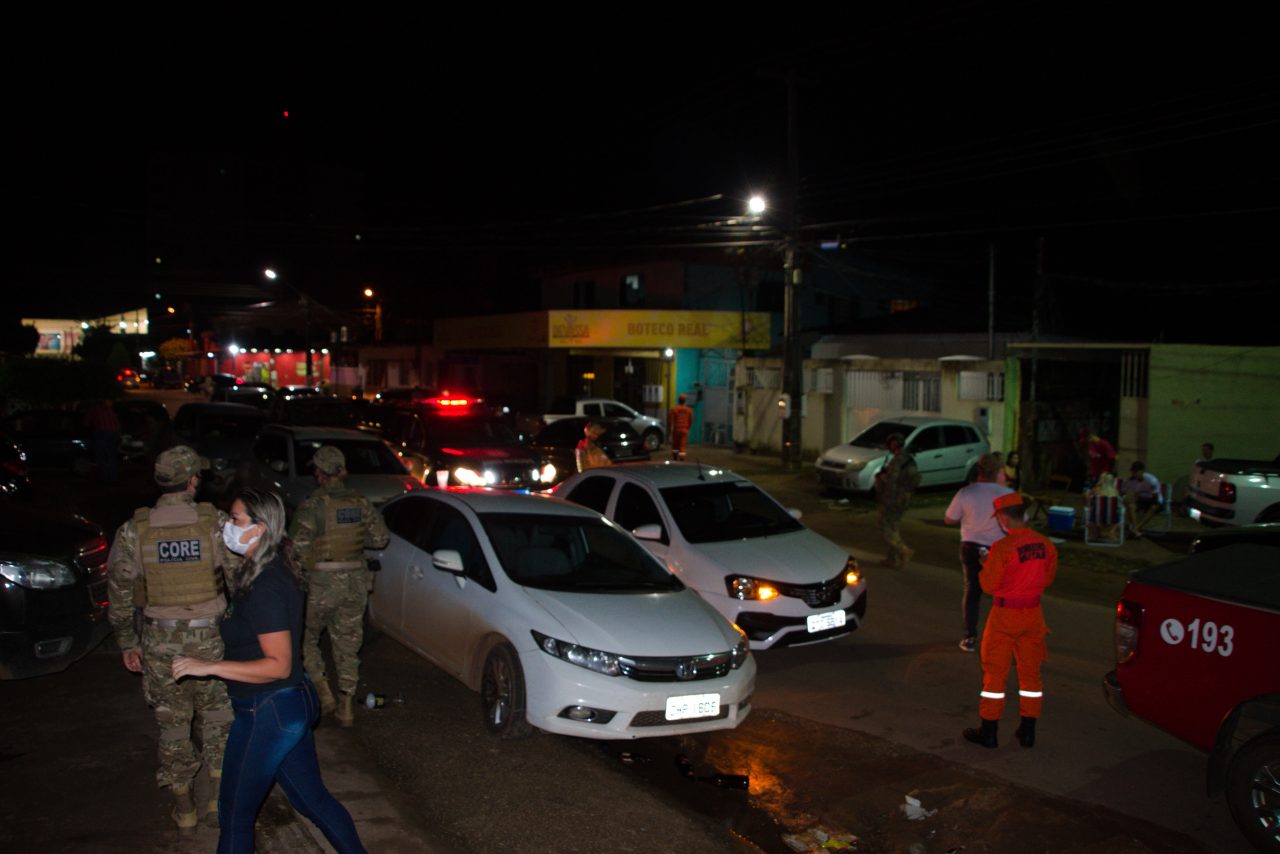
[632,523,664,541]
[787,508,803,520]
[432,549,465,574]
[270,460,287,473]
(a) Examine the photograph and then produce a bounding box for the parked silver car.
[815,417,989,492]
[237,424,423,512]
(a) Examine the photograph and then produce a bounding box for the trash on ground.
[619,751,651,765]
[782,825,862,851]
[900,794,937,821]
[363,692,404,709]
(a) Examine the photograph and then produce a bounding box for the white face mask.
[223,521,262,556]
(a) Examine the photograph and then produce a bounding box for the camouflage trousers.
[876,504,910,566]
[303,569,369,696]
[140,621,231,790]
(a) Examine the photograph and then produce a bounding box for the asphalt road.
[5,391,1254,852]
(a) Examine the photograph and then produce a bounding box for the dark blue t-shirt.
[220,558,305,699]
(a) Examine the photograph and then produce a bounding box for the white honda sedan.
[367,489,754,739]
[554,464,866,649]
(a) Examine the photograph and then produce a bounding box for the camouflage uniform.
[290,448,390,700]
[107,447,237,795]
[875,445,921,567]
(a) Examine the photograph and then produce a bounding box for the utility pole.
[780,69,803,470]
[987,243,996,359]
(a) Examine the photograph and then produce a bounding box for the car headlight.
[725,575,780,601]
[453,467,488,487]
[532,630,622,677]
[845,555,861,586]
[0,557,78,590]
[730,626,750,669]
[846,459,868,471]
[536,463,557,483]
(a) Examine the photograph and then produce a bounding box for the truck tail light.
[1115,599,1142,665]
[1218,481,1236,503]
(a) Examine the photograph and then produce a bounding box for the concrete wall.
[1145,345,1280,481]
[734,355,1005,458]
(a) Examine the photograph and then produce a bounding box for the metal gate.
[700,350,736,446]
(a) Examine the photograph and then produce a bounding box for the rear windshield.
[849,421,913,448]
[660,481,803,544]
[479,512,683,593]
[197,413,266,438]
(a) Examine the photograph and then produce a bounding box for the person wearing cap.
[874,432,921,568]
[963,492,1058,750]
[289,445,390,727]
[944,453,1014,652]
[668,393,694,461]
[575,422,612,472]
[107,445,238,829]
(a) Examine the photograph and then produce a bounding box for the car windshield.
[293,440,407,475]
[428,415,519,445]
[660,481,803,543]
[480,513,683,593]
[848,421,913,448]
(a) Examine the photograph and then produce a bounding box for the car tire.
[642,429,663,452]
[480,642,533,739]
[1225,729,1280,852]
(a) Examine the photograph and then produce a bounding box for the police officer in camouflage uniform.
[874,432,921,569]
[290,445,389,727]
[107,445,238,830]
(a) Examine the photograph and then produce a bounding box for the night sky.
[10,6,1279,343]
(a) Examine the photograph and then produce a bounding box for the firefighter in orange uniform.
[963,492,1057,749]
[668,394,693,460]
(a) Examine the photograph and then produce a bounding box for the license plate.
[665,693,721,721]
[807,609,847,633]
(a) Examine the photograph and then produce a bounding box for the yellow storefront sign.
[436,310,770,350]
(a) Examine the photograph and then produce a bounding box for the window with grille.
[958,371,1005,401]
[902,372,941,412]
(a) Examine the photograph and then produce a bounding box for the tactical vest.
[312,492,367,568]
[135,503,221,607]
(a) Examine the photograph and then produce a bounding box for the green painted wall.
[1147,345,1280,482]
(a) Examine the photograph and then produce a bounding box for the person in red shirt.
[963,492,1058,749]
[668,394,693,461]
[1085,433,1116,487]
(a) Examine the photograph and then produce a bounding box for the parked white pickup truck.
[543,397,665,451]
[1187,455,1280,526]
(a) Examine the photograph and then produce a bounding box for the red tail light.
[1115,599,1142,665]
[1218,482,1236,503]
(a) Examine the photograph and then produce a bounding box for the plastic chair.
[1084,495,1126,547]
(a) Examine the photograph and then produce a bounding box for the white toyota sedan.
[367,489,754,739]
[554,464,866,649]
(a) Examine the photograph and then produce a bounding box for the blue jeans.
[218,680,365,854]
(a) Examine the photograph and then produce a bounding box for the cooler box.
[1047,506,1075,532]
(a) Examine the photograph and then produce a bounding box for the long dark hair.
[225,488,304,596]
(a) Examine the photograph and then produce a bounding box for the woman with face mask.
[173,489,365,854]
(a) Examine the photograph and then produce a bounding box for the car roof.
[396,488,601,518]
[873,416,975,428]
[264,425,381,441]
[574,462,748,488]
[176,402,265,416]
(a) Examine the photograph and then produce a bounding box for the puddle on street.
[583,736,840,854]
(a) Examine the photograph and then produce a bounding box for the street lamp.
[263,268,314,384]
[361,286,383,342]
[747,195,767,216]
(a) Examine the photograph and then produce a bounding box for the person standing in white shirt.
[945,454,1014,652]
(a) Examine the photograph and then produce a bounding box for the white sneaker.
[959,637,976,653]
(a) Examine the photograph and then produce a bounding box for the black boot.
[963,718,998,749]
[1015,716,1037,748]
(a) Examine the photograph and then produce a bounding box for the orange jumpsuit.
[977,527,1057,720]
[668,404,693,459]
